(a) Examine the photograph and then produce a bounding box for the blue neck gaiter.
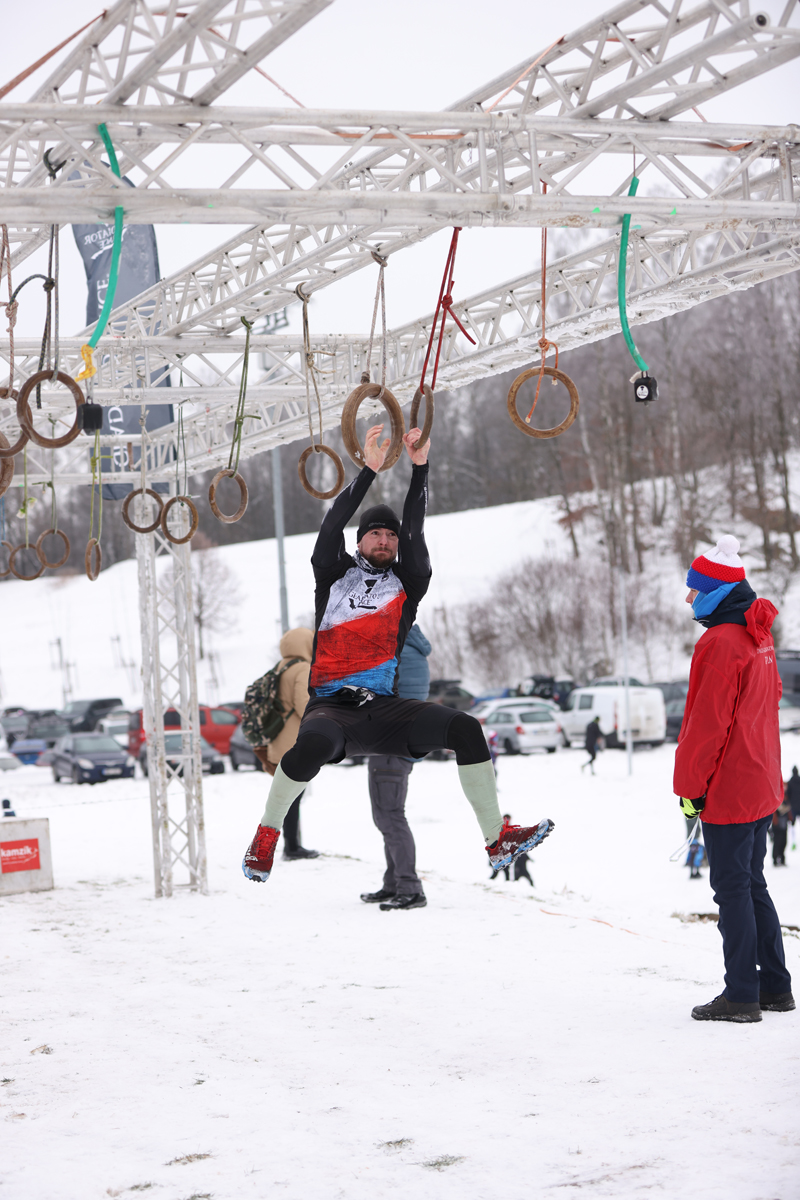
[692,581,737,619]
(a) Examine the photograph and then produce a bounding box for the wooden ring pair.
[209,469,249,523]
[507,366,580,439]
[0,432,15,495]
[161,496,199,545]
[36,528,70,569]
[8,543,44,581]
[409,384,434,448]
[15,371,85,449]
[122,487,164,534]
[341,383,405,471]
[85,538,102,581]
[297,445,345,500]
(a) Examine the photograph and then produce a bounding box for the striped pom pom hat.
[687,535,745,594]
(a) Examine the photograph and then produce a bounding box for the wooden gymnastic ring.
[0,391,27,459]
[0,540,13,579]
[0,432,15,495]
[507,366,580,439]
[17,371,85,448]
[8,543,45,581]
[297,445,345,501]
[35,528,70,569]
[208,469,249,523]
[85,538,102,581]
[122,487,164,534]
[161,495,199,545]
[409,384,434,448]
[340,383,405,472]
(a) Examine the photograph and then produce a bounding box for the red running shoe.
[242,824,280,882]
[487,818,554,871]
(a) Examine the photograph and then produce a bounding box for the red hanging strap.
[419,227,476,393]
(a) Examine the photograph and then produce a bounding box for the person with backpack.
[241,423,554,884]
[675,535,793,1022]
[245,627,319,861]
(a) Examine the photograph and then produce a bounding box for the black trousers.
[367,755,420,896]
[772,827,788,863]
[704,815,792,1003]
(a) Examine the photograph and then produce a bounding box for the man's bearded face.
[358,527,399,568]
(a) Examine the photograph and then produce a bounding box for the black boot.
[379,893,427,911]
[759,990,795,1012]
[360,889,395,904]
[691,993,761,1023]
[282,846,320,860]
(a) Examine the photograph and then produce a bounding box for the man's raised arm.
[311,424,388,574]
[398,427,431,581]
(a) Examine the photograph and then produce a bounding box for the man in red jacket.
[675,535,794,1023]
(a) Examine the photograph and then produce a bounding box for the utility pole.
[272,445,289,636]
[50,638,74,709]
[619,569,633,777]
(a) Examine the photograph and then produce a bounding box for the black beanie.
[356,504,400,542]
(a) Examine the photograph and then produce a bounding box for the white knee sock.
[261,764,307,829]
[458,761,503,844]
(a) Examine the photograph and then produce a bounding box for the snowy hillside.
[2,462,800,710]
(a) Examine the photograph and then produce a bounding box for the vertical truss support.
[135,487,207,897]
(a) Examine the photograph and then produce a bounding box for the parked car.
[61,698,124,733]
[139,732,225,776]
[26,710,71,747]
[654,681,690,706]
[476,696,561,721]
[10,738,47,765]
[0,748,20,771]
[128,705,241,756]
[482,703,563,755]
[52,733,136,784]
[665,698,686,741]
[518,675,576,709]
[97,708,133,748]
[428,679,475,710]
[778,696,800,732]
[220,700,245,719]
[0,707,29,747]
[228,723,265,771]
[560,684,666,748]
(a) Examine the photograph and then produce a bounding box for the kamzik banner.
[73,176,172,499]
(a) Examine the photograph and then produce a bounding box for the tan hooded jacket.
[265,627,314,765]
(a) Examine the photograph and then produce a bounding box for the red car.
[128,705,240,757]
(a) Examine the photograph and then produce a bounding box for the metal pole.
[619,568,633,777]
[272,445,289,635]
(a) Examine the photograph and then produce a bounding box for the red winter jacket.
[673,599,782,824]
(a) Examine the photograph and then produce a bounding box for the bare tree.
[188,532,240,660]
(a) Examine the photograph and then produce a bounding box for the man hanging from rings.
[242,423,555,885]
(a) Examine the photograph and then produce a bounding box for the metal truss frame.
[2,0,800,895]
[136,485,208,896]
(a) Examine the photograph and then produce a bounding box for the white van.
[561,684,666,748]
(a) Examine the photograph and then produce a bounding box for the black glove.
[679,795,706,818]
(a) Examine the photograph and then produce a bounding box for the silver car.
[482,705,562,755]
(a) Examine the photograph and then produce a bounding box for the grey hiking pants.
[367,754,421,896]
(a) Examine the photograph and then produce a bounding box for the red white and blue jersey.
[309,465,430,697]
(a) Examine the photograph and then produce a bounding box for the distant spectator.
[771,801,792,867]
[514,851,534,887]
[2,798,15,818]
[787,766,800,822]
[581,717,602,774]
[685,837,704,879]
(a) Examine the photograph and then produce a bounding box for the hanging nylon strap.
[227,316,253,473]
[617,176,649,374]
[361,253,387,393]
[419,227,475,393]
[298,286,325,448]
[525,184,560,424]
[76,123,124,381]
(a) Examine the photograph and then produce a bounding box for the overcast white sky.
[4,0,799,341]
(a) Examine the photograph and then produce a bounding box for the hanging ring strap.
[1,225,18,403]
[297,284,325,448]
[361,253,387,392]
[526,185,561,424]
[419,227,476,394]
[76,123,124,382]
[618,176,649,375]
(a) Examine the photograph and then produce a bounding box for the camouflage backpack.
[241,658,303,746]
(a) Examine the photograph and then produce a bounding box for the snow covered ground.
[2,739,798,1200]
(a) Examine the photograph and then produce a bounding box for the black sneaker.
[691,993,761,1023]
[360,889,395,904]
[759,990,795,1012]
[379,893,427,911]
[282,846,320,860]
